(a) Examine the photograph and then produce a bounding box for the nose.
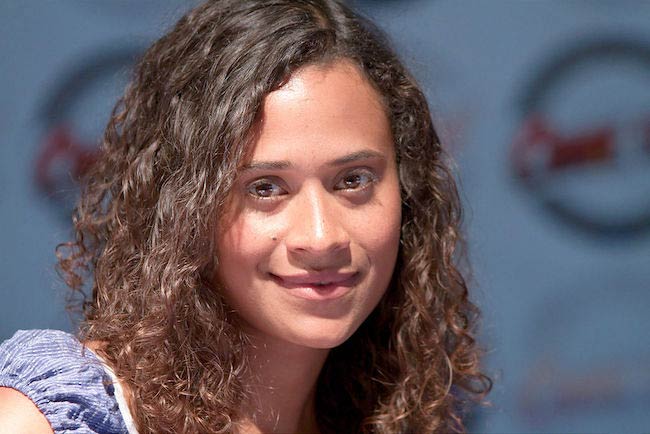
[285,183,350,261]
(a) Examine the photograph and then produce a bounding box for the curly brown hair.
[58,0,491,432]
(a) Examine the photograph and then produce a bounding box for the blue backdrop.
[1,1,649,432]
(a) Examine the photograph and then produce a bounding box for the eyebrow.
[241,149,385,172]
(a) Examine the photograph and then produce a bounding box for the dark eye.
[335,170,376,191]
[247,179,287,199]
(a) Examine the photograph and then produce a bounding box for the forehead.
[245,59,393,164]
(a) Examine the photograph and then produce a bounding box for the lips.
[272,271,357,287]
[269,271,359,301]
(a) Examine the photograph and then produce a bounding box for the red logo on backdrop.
[511,38,650,239]
[34,46,142,212]
[35,125,99,194]
[512,115,615,178]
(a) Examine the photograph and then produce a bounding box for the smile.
[269,271,359,301]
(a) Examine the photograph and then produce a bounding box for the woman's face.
[215,59,401,349]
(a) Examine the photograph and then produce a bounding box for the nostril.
[285,222,350,253]
[284,187,352,254]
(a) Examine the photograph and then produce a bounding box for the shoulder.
[0,386,52,433]
[0,329,127,433]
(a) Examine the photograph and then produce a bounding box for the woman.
[0,0,490,432]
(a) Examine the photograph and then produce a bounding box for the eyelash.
[247,178,287,199]
[334,169,377,191]
[245,169,377,200]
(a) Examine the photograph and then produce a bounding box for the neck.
[239,335,329,434]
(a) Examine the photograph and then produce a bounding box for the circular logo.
[511,38,650,239]
[34,44,142,213]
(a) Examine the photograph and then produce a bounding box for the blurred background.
[1,1,649,432]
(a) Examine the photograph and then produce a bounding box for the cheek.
[357,214,399,255]
[379,186,402,270]
[379,180,403,242]
[219,212,276,260]
[215,212,275,294]
[356,187,402,273]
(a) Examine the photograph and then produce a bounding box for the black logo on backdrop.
[34,45,142,213]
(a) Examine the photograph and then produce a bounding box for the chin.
[285,321,359,349]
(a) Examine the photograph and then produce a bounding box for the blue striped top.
[0,329,130,433]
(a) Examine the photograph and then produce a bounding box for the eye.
[334,169,377,191]
[246,178,287,199]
